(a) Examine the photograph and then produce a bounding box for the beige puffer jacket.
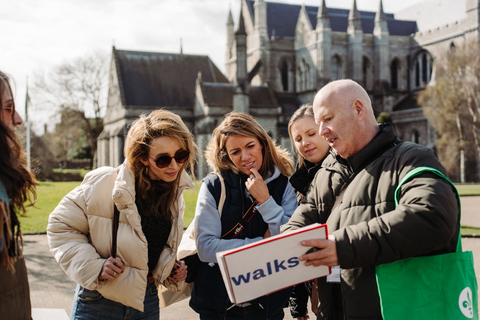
[47,161,194,311]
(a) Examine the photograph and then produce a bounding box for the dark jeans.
[70,283,159,320]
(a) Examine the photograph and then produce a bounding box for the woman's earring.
[144,166,149,176]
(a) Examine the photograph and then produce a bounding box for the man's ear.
[353,99,365,120]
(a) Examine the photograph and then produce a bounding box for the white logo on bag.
[459,287,474,318]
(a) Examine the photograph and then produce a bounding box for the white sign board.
[216,223,330,304]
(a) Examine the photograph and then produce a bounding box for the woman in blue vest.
[0,70,37,320]
[190,112,298,319]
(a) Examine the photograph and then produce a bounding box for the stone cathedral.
[97,0,480,178]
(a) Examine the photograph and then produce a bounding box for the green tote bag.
[376,166,479,320]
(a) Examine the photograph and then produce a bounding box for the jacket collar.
[290,161,322,196]
[336,123,399,173]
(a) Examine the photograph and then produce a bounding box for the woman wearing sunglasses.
[0,70,37,320]
[190,112,298,319]
[48,109,197,319]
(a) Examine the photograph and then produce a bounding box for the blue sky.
[1,0,430,132]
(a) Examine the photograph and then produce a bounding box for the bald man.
[282,80,459,320]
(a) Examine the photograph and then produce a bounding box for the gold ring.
[113,271,116,277]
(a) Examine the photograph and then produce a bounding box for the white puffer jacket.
[47,161,195,311]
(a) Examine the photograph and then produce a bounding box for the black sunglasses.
[150,150,190,168]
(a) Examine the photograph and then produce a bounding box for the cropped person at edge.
[0,70,37,320]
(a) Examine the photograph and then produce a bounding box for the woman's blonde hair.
[205,112,294,177]
[124,109,197,216]
[288,104,315,167]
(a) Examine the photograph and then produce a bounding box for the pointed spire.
[236,4,246,35]
[317,0,330,30]
[227,4,234,25]
[348,0,362,31]
[235,3,248,92]
[374,0,389,36]
[317,0,329,18]
[375,0,386,21]
[349,0,360,20]
[196,71,202,85]
[254,0,268,41]
[180,38,183,54]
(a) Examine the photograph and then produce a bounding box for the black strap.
[111,204,120,257]
[221,200,259,239]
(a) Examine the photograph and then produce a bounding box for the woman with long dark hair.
[0,70,37,320]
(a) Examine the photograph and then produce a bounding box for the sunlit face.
[225,135,263,176]
[141,136,185,182]
[1,85,23,132]
[313,95,360,159]
[290,116,330,165]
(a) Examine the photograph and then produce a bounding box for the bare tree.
[419,40,480,182]
[32,50,108,166]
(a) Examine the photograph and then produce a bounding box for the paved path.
[23,196,480,319]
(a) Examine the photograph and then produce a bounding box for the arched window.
[413,51,433,88]
[298,67,303,92]
[391,58,399,90]
[421,53,428,85]
[411,130,419,144]
[332,56,341,81]
[281,61,289,92]
[450,42,456,52]
[415,61,420,87]
[362,57,370,89]
[279,58,293,92]
[303,59,310,90]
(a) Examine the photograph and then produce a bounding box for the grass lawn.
[19,180,200,234]
[456,184,480,197]
[18,180,480,235]
[183,181,201,226]
[20,181,81,234]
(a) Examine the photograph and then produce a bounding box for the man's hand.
[298,235,338,267]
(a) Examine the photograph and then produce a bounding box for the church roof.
[201,83,236,106]
[246,0,418,38]
[393,94,420,111]
[200,82,280,108]
[113,48,228,108]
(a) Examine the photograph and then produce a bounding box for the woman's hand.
[168,260,187,282]
[245,168,270,204]
[99,256,124,281]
